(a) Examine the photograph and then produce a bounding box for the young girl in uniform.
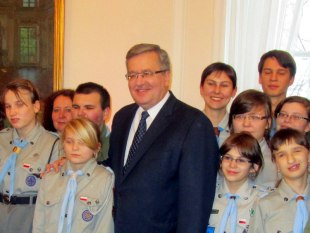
[249,128,310,233]
[0,79,60,233]
[33,118,114,233]
[228,89,277,190]
[208,132,264,233]
[275,96,310,134]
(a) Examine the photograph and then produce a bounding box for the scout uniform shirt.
[249,179,310,233]
[0,123,59,233]
[208,178,266,233]
[218,113,230,147]
[97,124,110,163]
[255,139,278,190]
[33,158,114,233]
[0,123,59,196]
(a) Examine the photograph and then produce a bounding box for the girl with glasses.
[228,89,277,190]
[208,132,264,233]
[249,128,310,233]
[275,96,310,135]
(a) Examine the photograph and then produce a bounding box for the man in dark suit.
[109,43,219,233]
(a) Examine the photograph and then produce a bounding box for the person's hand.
[45,156,67,173]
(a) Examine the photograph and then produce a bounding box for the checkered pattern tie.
[123,111,149,174]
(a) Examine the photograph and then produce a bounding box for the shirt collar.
[136,91,170,122]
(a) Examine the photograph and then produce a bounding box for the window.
[23,0,36,8]
[222,0,310,99]
[284,0,310,98]
[19,26,38,64]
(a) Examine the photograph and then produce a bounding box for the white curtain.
[222,0,308,96]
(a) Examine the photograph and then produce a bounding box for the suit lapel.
[115,106,137,179]
[121,93,176,182]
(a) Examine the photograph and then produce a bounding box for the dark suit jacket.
[109,92,219,233]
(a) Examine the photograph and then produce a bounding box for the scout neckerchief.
[0,139,29,197]
[293,194,308,233]
[58,169,83,233]
[218,193,240,233]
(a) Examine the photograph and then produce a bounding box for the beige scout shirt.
[218,112,230,147]
[255,139,278,190]
[0,123,59,196]
[33,158,114,233]
[249,179,310,233]
[208,179,265,233]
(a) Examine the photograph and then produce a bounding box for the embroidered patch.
[238,218,247,225]
[80,196,88,201]
[25,175,36,186]
[23,163,31,169]
[249,208,255,217]
[211,209,219,214]
[82,210,93,222]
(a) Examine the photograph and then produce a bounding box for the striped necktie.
[219,193,240,233]
[58,170,83,233]
[123,111,149,174]
[293,194,308,233]
[0,139,29,197]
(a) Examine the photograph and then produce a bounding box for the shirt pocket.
[40,194,62,225]
[75,195,105,227]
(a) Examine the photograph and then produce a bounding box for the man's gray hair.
[126,43,171,71]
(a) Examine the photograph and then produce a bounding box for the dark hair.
[258,50,296,77]
[200,62,237,89]
[1,79,40,106]
[270,128,310,161]
[220,132,264,177]
[126,43,171,71]
[42,89,75,132]
[228,89,272,140]
[75,82,110,110]
[274,96,310,119]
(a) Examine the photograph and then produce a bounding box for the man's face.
[127,51,170,110]
[72,92,108,128]
[259,57,294,99]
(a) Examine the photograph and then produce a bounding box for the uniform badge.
[23,163,31,169]
[249,208,255,217]
[206,226,215,233]
[80,196,88,202]
[82,210,93,222]
[238,218,247,225]
[25,175,37,186]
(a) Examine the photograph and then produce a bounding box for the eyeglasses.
[221,154,251,165]
[125,70,167,80]
[232,114,268,122]
[277,112,309,122]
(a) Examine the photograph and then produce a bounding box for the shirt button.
[46,201,50,205]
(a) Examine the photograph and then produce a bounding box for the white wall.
[64,0,222,126]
